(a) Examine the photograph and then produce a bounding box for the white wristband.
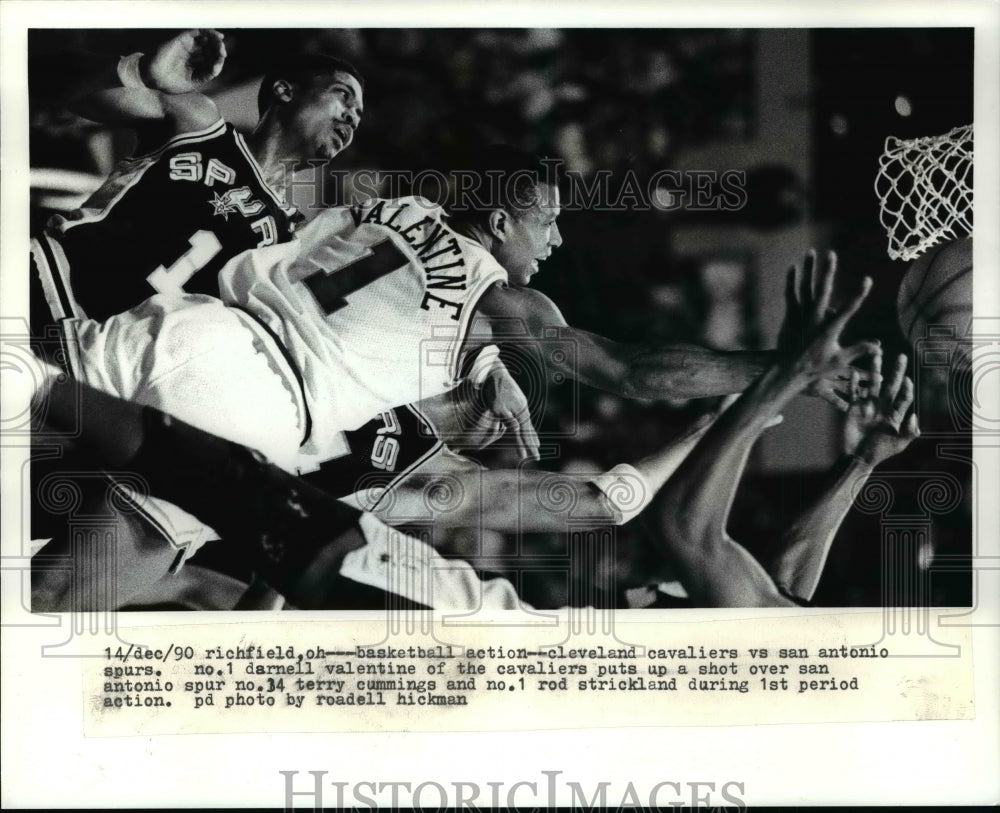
[117,53,147,89]
[468,345,503,387]
[589,463,652,524]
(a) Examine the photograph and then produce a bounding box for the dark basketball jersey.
[31,119,300,322]
[301,404,444,501]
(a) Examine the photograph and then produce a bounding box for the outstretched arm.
[650,254,880,606]
[360,403,719,535]
[473,251,860,410]
[770,353,920,599]
[474,283,772,399]
[31,29,225,136]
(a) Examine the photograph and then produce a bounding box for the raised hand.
[146,29,226,94]
[843,353,920,466]
[777,249,836,356]
[777,250,881,410]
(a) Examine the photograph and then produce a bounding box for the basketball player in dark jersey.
[28,30,368,597]
[30,29,364,324]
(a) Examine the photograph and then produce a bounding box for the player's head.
[447,145,563,287]
[257,54,364,161]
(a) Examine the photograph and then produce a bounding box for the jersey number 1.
[147,230,222,294]
[303,239,407,315]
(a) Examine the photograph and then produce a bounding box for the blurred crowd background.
[28,28,974,607]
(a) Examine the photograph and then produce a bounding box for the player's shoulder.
[477,282,564,323]
[128,112,227,162]
[353,195,443,220]
[397,195,442,215]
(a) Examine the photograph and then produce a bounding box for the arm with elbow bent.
[33,29,225,137]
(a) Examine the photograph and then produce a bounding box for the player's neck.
[450,221,494,253]
[244,124,297,198]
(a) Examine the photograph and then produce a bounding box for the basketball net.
[874,123,973,261]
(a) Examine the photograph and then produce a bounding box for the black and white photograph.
[22,25,977,612]
[2,1,998,808]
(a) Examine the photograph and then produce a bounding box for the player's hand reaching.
[479,363,541,460]
[777,249,881,410]
[144,29,226,94]
[782,269,880,388]
[843,353,920,466]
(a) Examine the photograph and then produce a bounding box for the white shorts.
[341,513,524,610]
[119,512,524,611]
[63,293,309,565]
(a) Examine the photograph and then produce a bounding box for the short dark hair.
[257,54,364,117]
[446,144,559,228]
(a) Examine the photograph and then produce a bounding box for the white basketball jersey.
[218,197,507,452]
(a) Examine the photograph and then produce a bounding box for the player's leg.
[32,494,181,612]
[31,357,220,611]
[33,369,365,604]
[68,294,308,471]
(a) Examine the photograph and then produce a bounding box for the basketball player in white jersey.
[33,255,908,609]
[243,251,905,608]
[38,144,871,608]
[35,191,541,609]
[29,31,372,589]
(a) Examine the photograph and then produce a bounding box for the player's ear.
[272,79,295,105]
[487,209,508,242]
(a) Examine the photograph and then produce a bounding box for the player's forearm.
[769,453,873,600]
[621,346,774,400]
[35,367,145,464]
[657,364,807,534]
[478,473,622,532]
[630,414,717,495]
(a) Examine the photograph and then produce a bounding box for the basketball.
[897,237,973,344]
